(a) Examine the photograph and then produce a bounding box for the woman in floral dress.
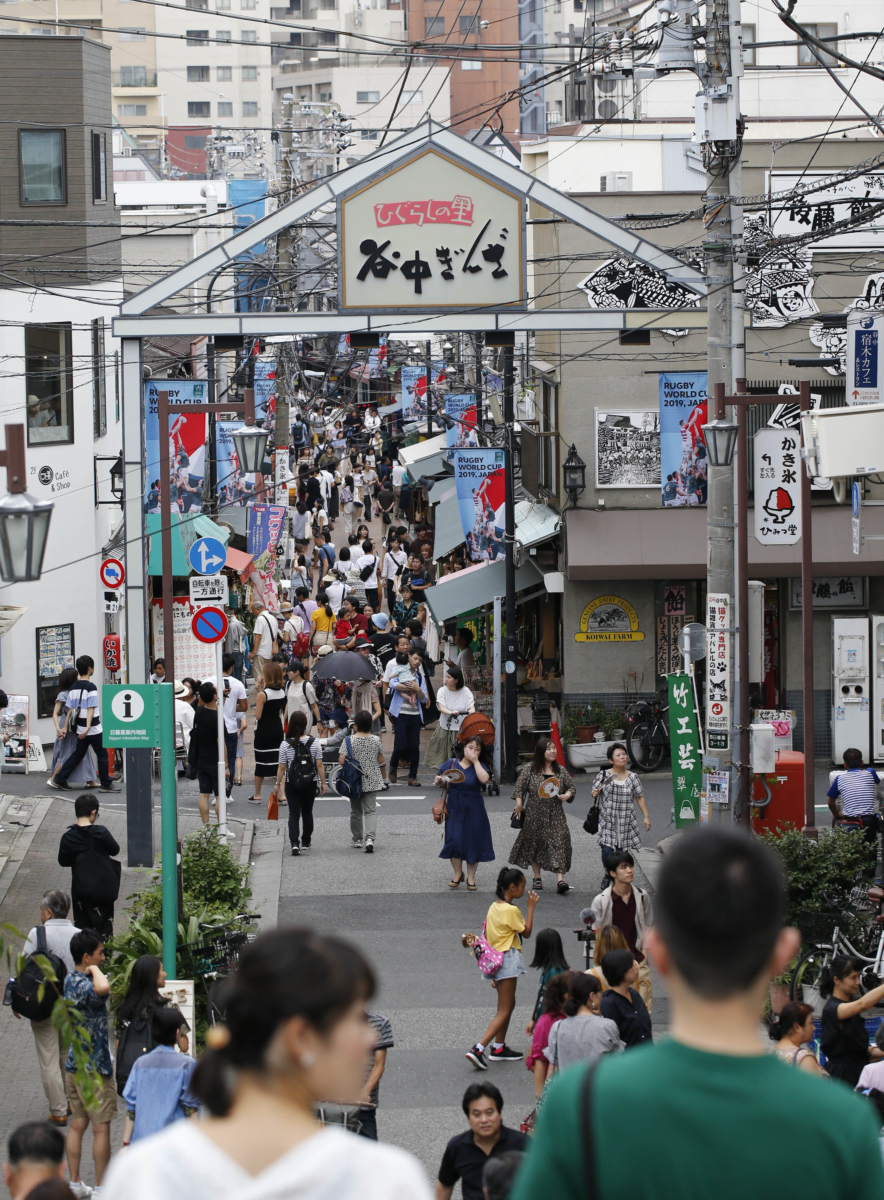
[510,738,576,895]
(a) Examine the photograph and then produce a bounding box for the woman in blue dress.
[435,735,495,891]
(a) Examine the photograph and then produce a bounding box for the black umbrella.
[311,650,375,682]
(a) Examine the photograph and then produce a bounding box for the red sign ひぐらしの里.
[374,197,475,227]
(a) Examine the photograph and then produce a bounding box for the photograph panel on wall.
[595,409,661,489]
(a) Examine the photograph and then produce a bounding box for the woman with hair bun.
[819,954,884,1086]
[465,867,538,1071]
[102,928,433,1200]
[543,973,623,1073]
[768,1001,824,1075]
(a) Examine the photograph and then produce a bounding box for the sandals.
[449,873,465,889]
[533,877,543,890]
[466,882,477,891]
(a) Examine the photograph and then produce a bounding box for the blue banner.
[216,419,257,508]
[658,371,708,507]
[445,394,478,461]
[247,503,287,568]
[453,448,506,563]
[144,381,207,514]
[254,359,276,422]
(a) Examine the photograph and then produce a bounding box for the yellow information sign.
[575,596,645,643]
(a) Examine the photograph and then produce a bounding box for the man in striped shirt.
[827,746,880,842]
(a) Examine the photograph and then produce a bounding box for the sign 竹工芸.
[667,673,701,828]
[339,150,525,312]
[706,593,730,751]
[103,684,159,748]
[848,312,883,405]
[754,428,802,546]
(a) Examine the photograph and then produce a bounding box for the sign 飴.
[339,149,525,312]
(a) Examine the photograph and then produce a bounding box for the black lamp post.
[109,452,124,503]
[232,425,270,475]
[700,418,739,468]
[563,444,587,500]
[0,424,53,583]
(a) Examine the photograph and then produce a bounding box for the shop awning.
[397,432,448,466]
[431,482,464,559]
[146,512,230,576]
[515,500,560,549]
[407,452,449,485]
[225,546,254,578]
[424,559,544,624]
[216,504,248,539]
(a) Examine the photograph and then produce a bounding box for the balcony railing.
[113,71,158,86]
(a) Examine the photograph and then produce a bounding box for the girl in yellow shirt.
[466,867,539,1070]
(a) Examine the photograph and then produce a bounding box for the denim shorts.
[491,948,526,983]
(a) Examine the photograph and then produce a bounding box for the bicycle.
[178,911,260,1024]
[789,887,884,1004]
[626,690,670,773]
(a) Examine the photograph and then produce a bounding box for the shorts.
[491,948,526,983]
[198,770,220,796]
[65,1070,118,1123]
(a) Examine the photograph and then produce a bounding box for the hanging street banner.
[339,149,526,312]
[216,419,257,508]
[445,394,478,461]
[452,448,506,563]
[144,381,207,514]
[247,503,287,611]
[754,427,802,545]
[667,673,701,828]
[658,371,708,507]
[400,366,426,421]
[254,359,276,422]
[706,592,731,751]
[847,311,883,405]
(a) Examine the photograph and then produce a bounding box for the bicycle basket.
[178,930,248,978]
[796,911,836,944]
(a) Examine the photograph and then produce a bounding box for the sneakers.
[465,1044,488,1071]
[98,783,119,793]
[352,839,363,849]
[291,844,300,856]
[69,1184,92,1200]
[300,843,310,852]
[48,778,69,791]
[488,1044,524,1062]
[364,837,374,853]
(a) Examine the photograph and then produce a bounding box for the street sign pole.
[158,682,178,977]
[216,640,227,837]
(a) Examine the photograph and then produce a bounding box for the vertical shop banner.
[667,674,701,827]
[452,449,506,563]
[216,419,258,508]
[144,381,207,514]
[253,360,276,424]
[445,394,478,460]
[659,371,708,507]
[247,503,287,610]
[706,592,731,750]
[754,427,802,545]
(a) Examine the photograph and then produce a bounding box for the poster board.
[151,599,218,680]
[35,623,75,719]
[2,694,30,774]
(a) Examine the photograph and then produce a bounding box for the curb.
[249,820,285,933]
[0,795,55,908]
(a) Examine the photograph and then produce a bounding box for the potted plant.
[564,704,597,744]
[602,708,627,741]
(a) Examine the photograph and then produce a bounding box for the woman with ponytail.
[102,929,433,1200]
[768,1002,823,1075]
[309,589,336,656]
[466,867,538,1071]
[819,955,884,1086]
[543,972,623,1073]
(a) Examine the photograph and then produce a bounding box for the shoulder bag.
[336,736,364,802]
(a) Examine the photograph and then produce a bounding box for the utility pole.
[275,92,295,505]
[503,342,518,783]
[702,0,743,821]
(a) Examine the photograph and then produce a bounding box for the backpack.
[359,556,378,584]
[473,922,505,978]
[286,736,317,787]
[335,736,364,802]
[10,926,68,1022]
[115,1014,153,1095]
[293,631,310,658]
[73,827,122,906]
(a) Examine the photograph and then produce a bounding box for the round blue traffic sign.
[852,481,861,519]
[188,536,226,576]
[191,606,228,644]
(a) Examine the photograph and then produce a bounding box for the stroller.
[457,712,500,797]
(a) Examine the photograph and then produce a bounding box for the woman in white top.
[437,666,475,735]
[102,928,432,1200]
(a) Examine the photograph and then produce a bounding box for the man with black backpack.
[57,795,121,939]
[13,891,78,1126]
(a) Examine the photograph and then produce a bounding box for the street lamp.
[232,425,270,474]
[0,424,53,583]
[563,443,587,500]
[109,452,124,502]
[701,418,738,468]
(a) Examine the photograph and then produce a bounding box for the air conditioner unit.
[600,170,632,192]
[594,76,628,123]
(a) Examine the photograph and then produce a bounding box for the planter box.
[566,741,616,770]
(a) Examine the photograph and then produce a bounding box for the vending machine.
[871,614,884,765]
[831,617,870,763]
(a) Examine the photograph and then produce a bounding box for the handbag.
[583,802,600,835]
[336,736,364,802]
[267,789,279,821]
[510,807,525,830]
[432,782,449,825]
[474,922,505,977]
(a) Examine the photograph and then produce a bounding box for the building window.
[402,89,422,103]
[243,100,258,115]
[216,29,231,39]
[184,135,207,149]
[117,103,147,116]
[538,381,559,496]
[188,101,211,116]
[619,329,650,345]
[318,90,331,101]
[356,90,379,102]
[118,25,146,38]
[187,64,210,80]
[461,58,481,69]
[186,28,209,42]
[360,128,379,138]
[26,324,74,446]
[242,64,257,78]
[218,101,233,115]
[320,30,336,42]
[320,0,336,8]
[92,319,106,439]
[217,64,232,79]
[119,64,147,83]
[19,129,66,205]
[424,15,443,35]
[241,29,256,40]
[459,13,478,34]
[216,0,230,7]
[91,132,106,201]
[741,23,755,65]
[797,22,837,64]
[185,0,208,8]
[241,0,256,7]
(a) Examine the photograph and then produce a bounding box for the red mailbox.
[751,750,806,835]
[103,634,121,675]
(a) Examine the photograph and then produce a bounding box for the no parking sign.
[191,607,228,644]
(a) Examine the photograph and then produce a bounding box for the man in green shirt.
[511,826,884,1200]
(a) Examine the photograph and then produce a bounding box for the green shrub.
[759,824,875,934]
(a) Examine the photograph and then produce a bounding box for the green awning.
[147,511,230,576]
[424,560,544,624]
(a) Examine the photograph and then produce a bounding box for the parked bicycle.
[178,911,260,1024]
[789,887,884,1004]
[625,690,671,773]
